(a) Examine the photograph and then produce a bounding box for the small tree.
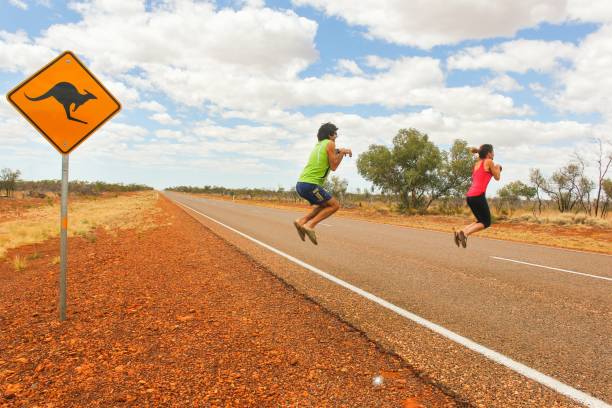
[429,139,474,207]
[601,178,612,218]
[497,181,536,214]
[593,139,612,217]
[357,144,399,198]
[357,129,443,211]
[324,175,348,202]
[444,139,475,197]
[529,168,546,215]
[573,153,597,215]
[393,129,443,210]
[577,175,596,215]
[545,163,584,213]
[0,168,21,197]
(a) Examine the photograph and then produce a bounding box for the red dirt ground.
[0,196,53,222]
[0,196,456,407]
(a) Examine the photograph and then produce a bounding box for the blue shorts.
[296,182,332,205]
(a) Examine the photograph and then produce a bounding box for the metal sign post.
[6,51,121,322]
[59,154,69,321]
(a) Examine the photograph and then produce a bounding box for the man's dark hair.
[317,122,338,141]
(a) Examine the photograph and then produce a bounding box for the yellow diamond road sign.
[6,51,121,154]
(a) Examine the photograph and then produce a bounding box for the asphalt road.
[165,192,611,407]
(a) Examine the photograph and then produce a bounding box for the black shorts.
[466,194,491,228]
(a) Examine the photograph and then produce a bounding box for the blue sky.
[1,0,611,193]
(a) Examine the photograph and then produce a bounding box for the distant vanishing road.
[165,192,611,407]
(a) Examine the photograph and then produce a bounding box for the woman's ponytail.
[469,144,494,158]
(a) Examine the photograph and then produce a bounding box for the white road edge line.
[174,199,610,408]
[491,256,612,282]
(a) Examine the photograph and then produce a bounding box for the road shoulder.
[0,194,455,406]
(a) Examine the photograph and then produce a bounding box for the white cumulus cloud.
[8,0,28,10]
[138,101,166,113]
[447,39,577,73]
[0,31,55,73]
[485,75,524,92]
[552,24,612,118]
[335,59,364,76]
[566,0,612,23]
[150,112,180,126]
[292,0,566,49]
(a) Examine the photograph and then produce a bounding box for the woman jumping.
[454,144,502,248]
[294,122,352,245]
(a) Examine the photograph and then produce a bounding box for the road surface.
[165,192,611,407]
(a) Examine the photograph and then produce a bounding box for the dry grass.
[26,252,41,260]
[502,210,612,228]
[13,255,27,272]
[0,191,160,259]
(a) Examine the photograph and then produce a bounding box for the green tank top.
[298,139,331,186]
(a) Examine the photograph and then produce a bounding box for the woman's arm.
[327,140,343,171]
[485,159,502,181]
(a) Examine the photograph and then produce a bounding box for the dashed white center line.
[491,256,612,282]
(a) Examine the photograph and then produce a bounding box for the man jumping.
[294,122,352,245]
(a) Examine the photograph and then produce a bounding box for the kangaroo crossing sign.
[6,51,121,154]
[6,51,121,321]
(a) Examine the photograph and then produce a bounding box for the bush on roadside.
[16,180,153,195]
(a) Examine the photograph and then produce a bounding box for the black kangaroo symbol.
[25,82,96,124]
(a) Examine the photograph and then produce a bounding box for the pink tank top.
[466,160,492,197]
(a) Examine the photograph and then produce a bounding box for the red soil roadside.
[0,196,456,407]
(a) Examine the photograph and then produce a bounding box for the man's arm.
[327,140,343,171]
